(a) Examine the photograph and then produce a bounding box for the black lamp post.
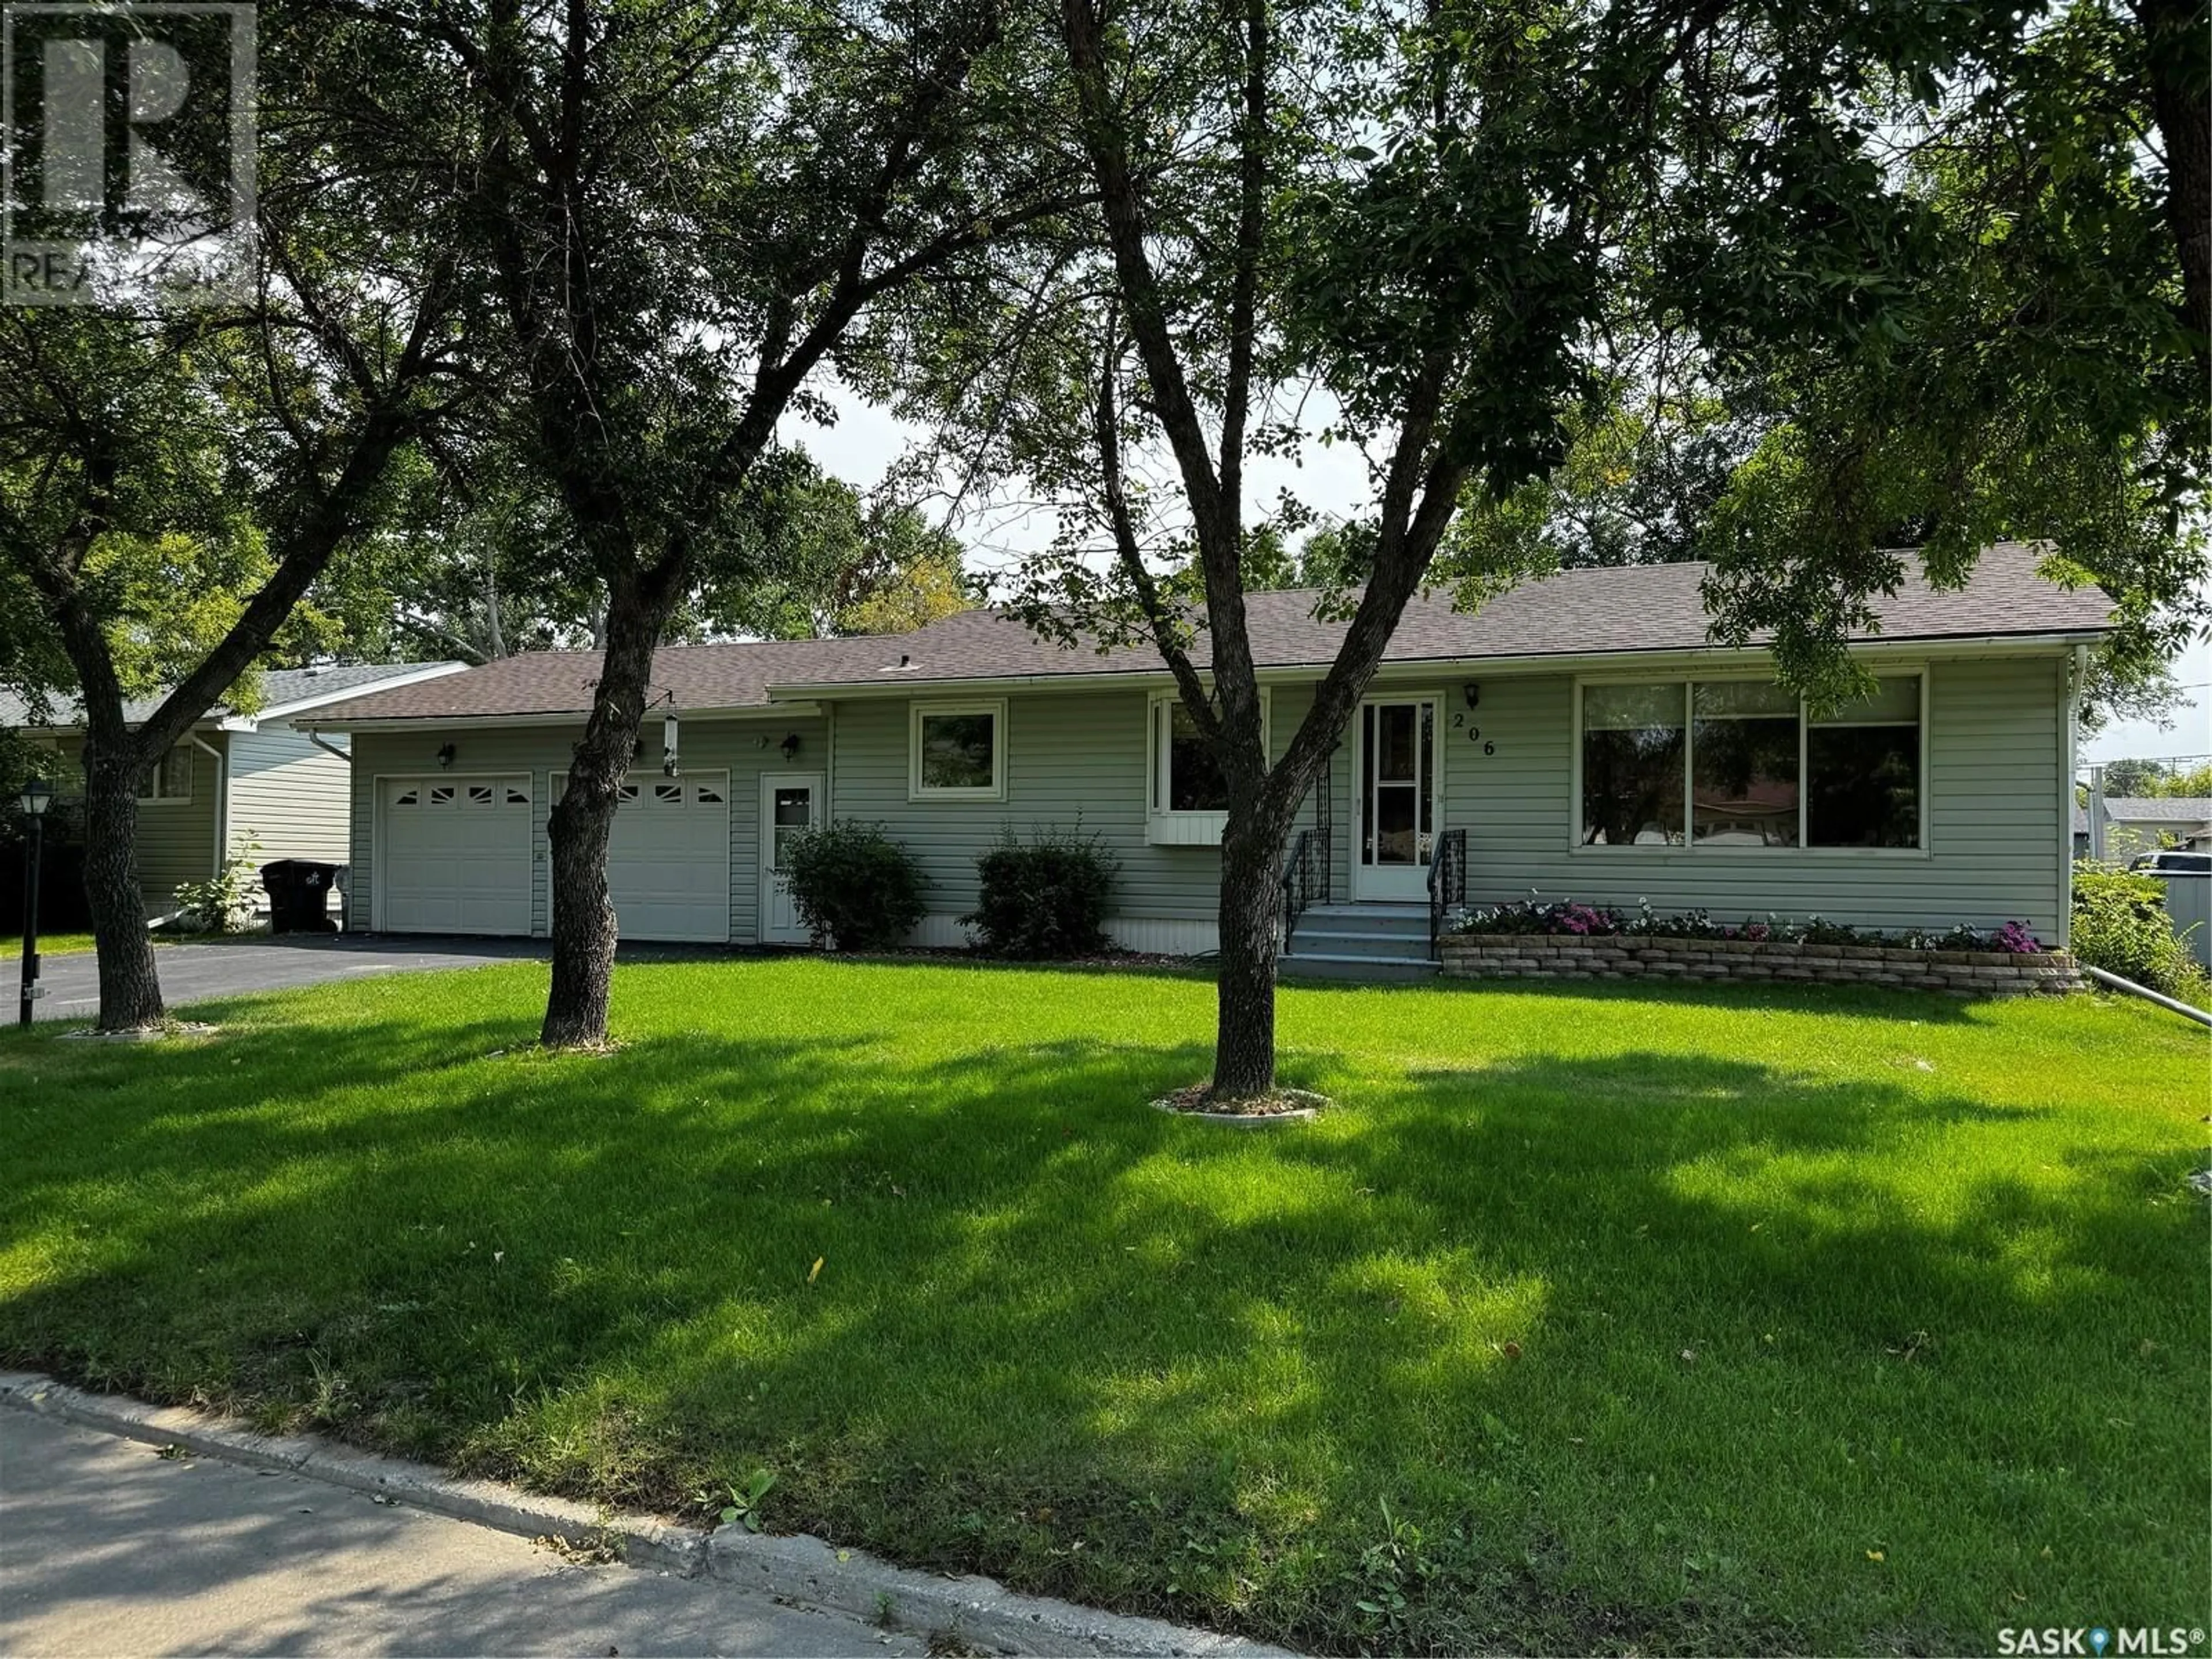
[17,775,52,1028]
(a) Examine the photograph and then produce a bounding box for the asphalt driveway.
[21,936,550,1023]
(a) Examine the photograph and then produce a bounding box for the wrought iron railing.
[1427,827,1467,957]
[1282,827,1321,948]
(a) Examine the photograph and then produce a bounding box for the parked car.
[2127,850,2212,875]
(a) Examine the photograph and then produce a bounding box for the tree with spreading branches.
[300,0,1084,1046]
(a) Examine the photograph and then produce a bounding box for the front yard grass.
[1,960,2203,1654]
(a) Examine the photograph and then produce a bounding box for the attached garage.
[596,772,733,943]
[377,776,533,934]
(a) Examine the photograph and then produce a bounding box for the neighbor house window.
[1578,673,1923,850]
[1807,676,1921,847]
[1580,683,1685,845]
[910,700,1005,800]
[138,745,193,804]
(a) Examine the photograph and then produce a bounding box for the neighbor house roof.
[2073,798,2212,834]
[301,541,2111,727]
[0,661,467,732]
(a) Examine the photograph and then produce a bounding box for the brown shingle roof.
[305,542,2111,725]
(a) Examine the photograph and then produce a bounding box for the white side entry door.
[758,772,824,944]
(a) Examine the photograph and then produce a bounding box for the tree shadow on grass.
[0,1017,2201,1656]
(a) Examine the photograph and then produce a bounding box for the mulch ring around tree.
[1150,1082,1328,1124]
[59,1021,219,1042]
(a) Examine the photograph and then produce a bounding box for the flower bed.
[1439,931,2080,995]
[1440,898,2077,995]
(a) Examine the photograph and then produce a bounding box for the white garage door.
[596,773,732,943]
[380,777,533,934]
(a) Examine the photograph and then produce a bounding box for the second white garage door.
[380,776,533,934]
[600,772,732,943]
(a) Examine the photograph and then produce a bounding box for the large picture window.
[1807,677,1921,847]
[1692,681,1800,846]
[910,700,1005,800]
[1579,674,1923,850]
[1580,683,1685,845]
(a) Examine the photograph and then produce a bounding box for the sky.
[787,382,2211,777]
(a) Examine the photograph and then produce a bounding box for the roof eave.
[761,627,2108,701]
[297,699,823,733]
[218,662,472,730]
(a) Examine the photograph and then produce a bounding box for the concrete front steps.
[1281,901,1440,983]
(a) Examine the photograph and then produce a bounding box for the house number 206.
[1449,713,1495,755]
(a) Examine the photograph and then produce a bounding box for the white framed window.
[138,745,194,804]
[1574,671,1925,851]
[910,699,1006,801]
[1146,689,1269,845]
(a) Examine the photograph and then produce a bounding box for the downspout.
[308,732,353,766]
[190,732,226,877]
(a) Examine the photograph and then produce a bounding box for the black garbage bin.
[261,859,341,934]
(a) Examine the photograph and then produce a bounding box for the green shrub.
[964,825,1119,958]
[783,820,927,950]
[2070,864,2210,1005]
[172,840,262,934]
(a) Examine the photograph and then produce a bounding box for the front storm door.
[758,772,824,944]
[1354,697,1439,900]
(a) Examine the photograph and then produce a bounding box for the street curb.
[704,1528,1286,1657]
[0,1370,1292,1658]
[0,1369,702,1577]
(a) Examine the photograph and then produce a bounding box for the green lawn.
[1,961,2203,1654]
[16,933,99,957]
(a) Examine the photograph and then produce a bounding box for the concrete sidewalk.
[0,1408,924,1657]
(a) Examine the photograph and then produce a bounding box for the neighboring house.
[2071,798,2212,861]
[4,662,468,915]
[299,543,2109,970]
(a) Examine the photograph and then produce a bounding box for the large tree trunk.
[79,740,165,1031]
[539,584,660,1047]
[1211,802,1291,1099]
[2139,0,2210,385]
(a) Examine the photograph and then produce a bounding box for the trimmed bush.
[783,820,927,950]
[2070,863,2210,1005]
[964,826,1119,958]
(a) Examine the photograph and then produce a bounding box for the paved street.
[0,1409,925,1657]
[22,936,547,1023]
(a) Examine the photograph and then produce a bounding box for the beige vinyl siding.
[226,728,351,864]
[1421,654,2070,938]
[347,715,827,939]
[39,734,224,911]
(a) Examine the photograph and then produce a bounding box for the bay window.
[1579,673,1924,850]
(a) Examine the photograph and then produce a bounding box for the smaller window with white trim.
[910,700,1005,799]
[139,746,193,804]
